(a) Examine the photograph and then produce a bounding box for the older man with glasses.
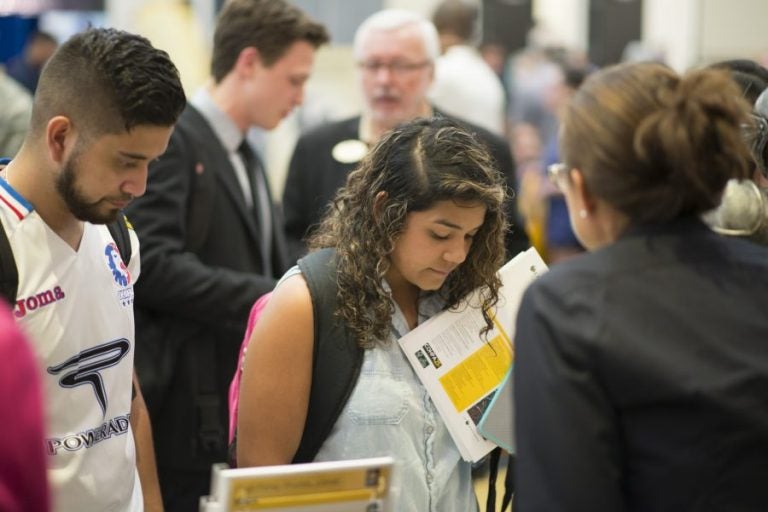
[282,8,528,263]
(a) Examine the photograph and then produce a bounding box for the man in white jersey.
[0,28,186,511]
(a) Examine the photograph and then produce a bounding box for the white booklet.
[397,247,547,462]
[199,457,394,512]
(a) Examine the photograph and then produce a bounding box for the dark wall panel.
[588,0,643,66]
[482,0,533,54]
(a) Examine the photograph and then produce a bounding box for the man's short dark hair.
[211,0,329,83]
[432,0,478,42]
[31,28,186,138]
[710,59,768,104]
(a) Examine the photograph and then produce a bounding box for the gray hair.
[353,9,440,62]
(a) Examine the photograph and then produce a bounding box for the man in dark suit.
[283,9,528,262]
[124,1,328,510]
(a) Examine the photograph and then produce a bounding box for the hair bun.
[631,68,753,219]
[562,62,756,224]
[678,69,748,126]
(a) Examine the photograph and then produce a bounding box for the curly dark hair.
[32,28,185,139]
[309,117,508,348]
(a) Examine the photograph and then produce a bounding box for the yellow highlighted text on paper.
[438,331,513,413]
[229,467,391,510]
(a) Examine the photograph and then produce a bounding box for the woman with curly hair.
[237,116,507,511]
[514,62,768,510]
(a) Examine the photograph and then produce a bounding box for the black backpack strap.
[195,354,224,455]
[486,447,501,511]
[107,214,132,266]
[293,247,364,463]
[0,219,18,304]
[485,448,514,511]
[501,454,514,511]
[0,158,18,304]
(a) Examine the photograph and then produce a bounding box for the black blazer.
[514,218,768,511]
[125,104,288,471]
[282,113,529,263]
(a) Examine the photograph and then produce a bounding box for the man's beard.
[55,153,130,225]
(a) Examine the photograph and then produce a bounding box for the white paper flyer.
[398,247,547,462]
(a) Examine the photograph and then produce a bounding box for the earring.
[579,209,588,219]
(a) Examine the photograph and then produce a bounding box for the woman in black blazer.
[514,62,768,511]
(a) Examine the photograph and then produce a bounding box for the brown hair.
[211,0,329,83]
[309,117,507,348]
[561,62,753,223]
[432,0,477,41]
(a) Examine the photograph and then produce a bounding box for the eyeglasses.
[547,162,570,190]
[742,114,768,166]
[358,60,431,76]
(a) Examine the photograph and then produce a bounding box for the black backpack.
[227,247,364,465]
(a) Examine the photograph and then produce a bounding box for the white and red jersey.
[0,177,143,512]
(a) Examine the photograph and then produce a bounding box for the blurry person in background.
[0,300,49,512]
[705,59,768,244]
[506,23,565,153]
[6,30,58,93]
[429,0,507,135]
[283,8,528,263]
[539,63,590,264]
[0,67,32,157]
[125,1,328,509]
[514,62,768,511]
[479,41,508,84]
[620,40,666,65]
[513,60,591,264]
[709,58,768,106]
[511,123,546,254]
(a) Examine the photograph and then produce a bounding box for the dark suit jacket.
[514,217,768,511]
[282,113,529,263]
[125,104,288,471]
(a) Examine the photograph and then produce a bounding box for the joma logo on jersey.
[14,286,65,319]
[47,339,131,417]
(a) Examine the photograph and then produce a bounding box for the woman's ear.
[373,191,388,221]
